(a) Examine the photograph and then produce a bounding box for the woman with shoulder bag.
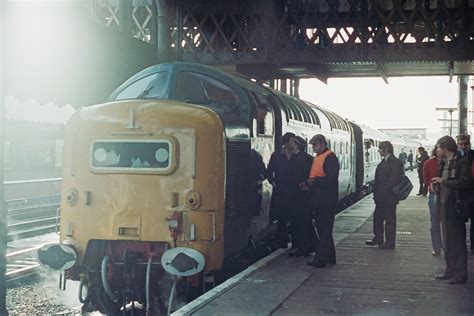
[431,136,473,285]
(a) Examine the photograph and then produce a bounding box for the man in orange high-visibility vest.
[302,134,340,268]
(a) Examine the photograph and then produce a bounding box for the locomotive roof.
[109,62,235,101]
[109,62,353,132]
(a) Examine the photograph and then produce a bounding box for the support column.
[280,79,287,94]
[458,75,469,135]
[0,0,8,314]
[156,0,175,62]
[293,79,300,98]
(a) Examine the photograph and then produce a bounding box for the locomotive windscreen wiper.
[137,85,154,99]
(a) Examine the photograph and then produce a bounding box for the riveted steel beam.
[174,0,474,76]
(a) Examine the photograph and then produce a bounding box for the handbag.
[454,191,472,221]
[393,175,413,201]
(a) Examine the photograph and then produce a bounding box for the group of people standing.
[267,132,339,268]
[366,135,473,284]
[398,148,414,171]
[266,132,472,283]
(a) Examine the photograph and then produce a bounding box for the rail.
[6,195,61,241]
[6,245,44,285]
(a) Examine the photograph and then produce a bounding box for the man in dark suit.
[457,134,474,255]
[366,141,404,249]
[267,132,297,248]
[288,136,315,257]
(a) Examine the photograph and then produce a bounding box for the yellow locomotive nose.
[59,99,226,273]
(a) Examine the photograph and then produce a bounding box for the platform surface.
[175,178,474,316]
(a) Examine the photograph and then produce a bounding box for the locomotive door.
[245,89,276,219]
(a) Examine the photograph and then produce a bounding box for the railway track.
[6,245,43,285]
[4,178,62,200]
[6,195,61,241]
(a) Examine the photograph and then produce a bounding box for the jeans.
[428,193,443,252]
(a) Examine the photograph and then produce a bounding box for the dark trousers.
[276,212,292,244]
[313,208,336,264]
[470,216,474,251]
[444,220,468,280]
[373,202,397,247]
[293,191,315,251]
[293,206,315,250]
[418,171,427,195]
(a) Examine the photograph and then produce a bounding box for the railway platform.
[174,176,474,315]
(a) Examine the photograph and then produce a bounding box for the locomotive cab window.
[248,90,274,137]
[90,139,174,173]
[174,71,240,108]
[114,71,169,100]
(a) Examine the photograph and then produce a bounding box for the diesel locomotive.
[38,62,420,314]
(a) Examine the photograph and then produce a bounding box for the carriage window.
[175,72,239,107]
[114,71,169,100]
[91,140,173,173]
[262,109,274,135]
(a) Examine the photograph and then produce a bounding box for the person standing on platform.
[423,146,443,256]
[457,134,474,255]
[399,149,407,171]
[366,141,404,249]
[408,149,414,171]
[417,147,429,196]
[301,134,340,268]
[288,136,315,257]
[267,132,297,248]
[432,136,472,284]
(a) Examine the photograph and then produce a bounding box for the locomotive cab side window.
[246,88,275,138]
[114,71,169,100]
[174,71,240,108]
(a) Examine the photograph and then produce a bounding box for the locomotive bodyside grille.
[225,140,251,216]
[224,139,251,255]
